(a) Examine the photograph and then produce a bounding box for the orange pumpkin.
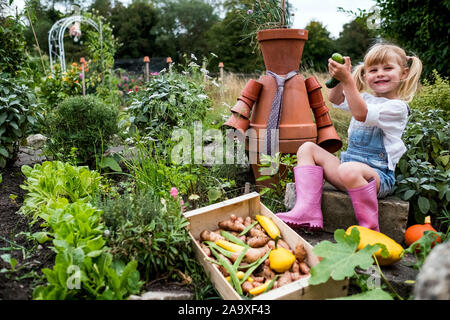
[404,216,441,247]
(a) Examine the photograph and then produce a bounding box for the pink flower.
[170,187,178,198]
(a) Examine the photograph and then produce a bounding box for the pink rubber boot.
[276,165,324,230]
[347,178,380,232]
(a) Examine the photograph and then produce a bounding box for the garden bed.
[0,164,55,300]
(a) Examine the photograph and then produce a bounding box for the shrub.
[44,95,119,166]
[37,62,82,110]
[0,14,28,76]
[395,72,450,229]
[98,190,194,281]
[409,70,450,115]
[0,73,38,169]
[125,63,211,143]
[394,108,449,229]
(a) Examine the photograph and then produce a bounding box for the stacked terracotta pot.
[223,28,342,186]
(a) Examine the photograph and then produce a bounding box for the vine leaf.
[308,228,380,286]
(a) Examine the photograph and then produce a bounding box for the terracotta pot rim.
[257,28,308,41]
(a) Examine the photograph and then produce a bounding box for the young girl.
[277,42,422,232]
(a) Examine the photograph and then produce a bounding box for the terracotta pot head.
[257,29,308,74]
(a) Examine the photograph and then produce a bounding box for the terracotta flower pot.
[305,76,342,153]
[241,79,263,101]
[257,28,308,74]
[231,100,251,119]
[223,112,250,134]
[223,79,263,131]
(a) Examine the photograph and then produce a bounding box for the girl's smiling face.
[364,60,409,99]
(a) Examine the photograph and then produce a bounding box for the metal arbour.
[48,15,101,74]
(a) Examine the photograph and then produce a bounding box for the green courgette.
[326,52,345,89]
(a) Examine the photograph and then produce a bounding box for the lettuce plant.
[19,161,102,222]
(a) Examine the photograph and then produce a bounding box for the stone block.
[284,182,409,244]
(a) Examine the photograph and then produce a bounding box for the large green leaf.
[330,288,393,300]
[309,228,381,286]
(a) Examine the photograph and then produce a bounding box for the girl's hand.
[328,56,352,84]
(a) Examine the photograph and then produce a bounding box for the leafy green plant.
[44,95,119,166]
[309,228,402,300]
[394,108,449,226]
[36,62,82,111]
[97,190,194,282]
[404,230,448,270]
[256,152,297,213]
[410,70,450,115]
[32,200,142,300]
[96,188,217,299]
[125,61,211,144]
[0,73,38,168]
[19,161,103,222]
[122,140,235,209]
[84,12,122,106]
[0,13,29,77]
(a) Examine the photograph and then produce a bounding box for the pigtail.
[352,63,366,92]
[398,55,423,102]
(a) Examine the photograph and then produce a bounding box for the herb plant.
[394,108,449,227]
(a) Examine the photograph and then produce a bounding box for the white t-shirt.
[332,92,409,171]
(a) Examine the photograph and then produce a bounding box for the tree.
[206,9,264,73]
[375,0,449,78]
[335,16,378,65]
[301,21,335,72]
[23,0,61,57]
[109,1,160,59]
[153,0,219,61]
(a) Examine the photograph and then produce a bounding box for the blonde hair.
[353,42,423,102]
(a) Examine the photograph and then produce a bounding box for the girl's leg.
[296,141,346,192]
[277,142,341,230]
[337,161,381,231]
[297,142,381,193]
[336,161,381,193]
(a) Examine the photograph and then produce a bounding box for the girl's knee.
[297,141,316,156]
[337,162,363,186]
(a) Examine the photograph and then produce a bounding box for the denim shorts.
[341,124,396,198]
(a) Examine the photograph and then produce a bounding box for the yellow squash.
[249,279,272,296]
[269,247,296,273]
[226,271,253,283]
[255,215,280,240]
[346,225,404,266]
[215,239,244,253]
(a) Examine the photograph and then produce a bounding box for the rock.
[284,182,409,244]
[128,290,194,300]
[414,242,450,300]
[26,134,47,149]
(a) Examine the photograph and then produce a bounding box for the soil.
[0,163,55,300]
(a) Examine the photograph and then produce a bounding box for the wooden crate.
[184,192,348,300]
